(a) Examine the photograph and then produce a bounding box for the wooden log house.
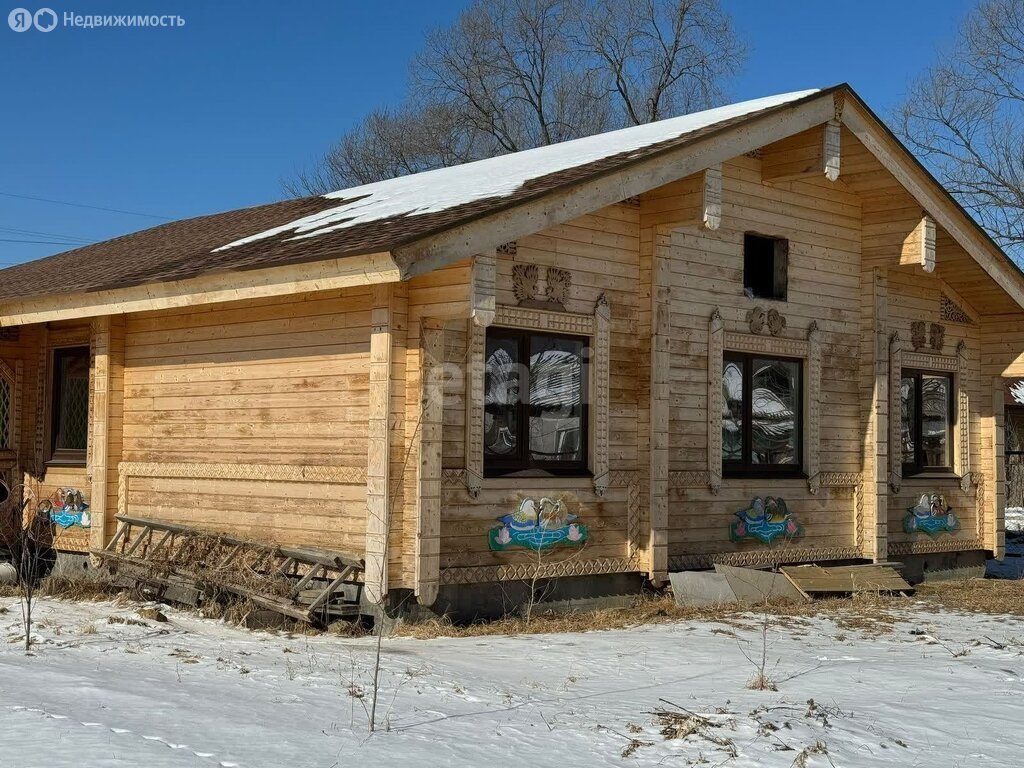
[1,84,1022,614]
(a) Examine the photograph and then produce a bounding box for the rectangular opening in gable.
[743,233,788,301]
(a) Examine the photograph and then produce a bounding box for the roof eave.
[0,250,400,327]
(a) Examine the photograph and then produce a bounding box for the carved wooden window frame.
[0,358,22,461]
[707,310,821,493]
[466,298,610,496]
[888,339,970,492]
[43,328,92,469]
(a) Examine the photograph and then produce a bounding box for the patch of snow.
[3,595,1024,766]
[215,90,819,253]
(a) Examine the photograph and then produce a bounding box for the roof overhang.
[0,251,400,326]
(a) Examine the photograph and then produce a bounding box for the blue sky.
[0,0,974,267]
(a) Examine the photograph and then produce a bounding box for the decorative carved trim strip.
[48,328,90,348]
[889,332,903,493]
[118,461,367,487]
[902,350,959,372]
[32,331,47,477]
[941,294,972,324]
[707,310,724,495]
[441,468,466,488]
[669,470,712,489]
[854,483,864,551]
[496,241,517,256]
[439,556,641,585]
[669,546,862,572]
[0,359,19,453]
[806,322,822,492]
[723,331,808,358]
[464,322,486,498]
[974,471,986,541]
[494,304,595,336]
[956,341,972,486]
[815,472,862,488]
[592,294,611,496]
[888,537,985,557]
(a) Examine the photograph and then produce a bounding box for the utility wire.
[0,238,91,245]
[0,191,172,220]
[0,226,93,244]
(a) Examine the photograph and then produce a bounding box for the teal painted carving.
[42,488,91,529]
[730,496,802,544]
[903,494,959,536]
[489,497,588,552]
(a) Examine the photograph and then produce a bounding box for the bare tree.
[289,0,745,194]
[897,0,1024,266]
[577,0,744,125]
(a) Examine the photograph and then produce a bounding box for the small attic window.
[744,234,788,301]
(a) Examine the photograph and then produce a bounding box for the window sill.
[722,471,807,481]
[46,456,87,469]
[902,472,962,482]
[484,468,592,480]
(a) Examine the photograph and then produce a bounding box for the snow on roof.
[216,89,819,253]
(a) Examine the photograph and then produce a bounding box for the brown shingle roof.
[0,91,832,304]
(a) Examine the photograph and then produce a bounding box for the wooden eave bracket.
[761,118,842,184]
[900,214,937,273]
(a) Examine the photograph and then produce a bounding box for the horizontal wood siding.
[119,288,372,551]
[647,157,864,559]
[432,206,642,579]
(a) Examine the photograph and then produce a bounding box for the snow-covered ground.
[2,597,1024,767]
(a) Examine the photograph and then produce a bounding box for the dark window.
[723,352,802,477]
[484,329,587,476]
[900,370,953,475]
[50,346,89,465]
[743,234,788,301]
[1005,406,1024,508]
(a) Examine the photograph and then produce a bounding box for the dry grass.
[915,578,1024,616]
[392,589,911,640]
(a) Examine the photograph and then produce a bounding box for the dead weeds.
[915,578,1024,617]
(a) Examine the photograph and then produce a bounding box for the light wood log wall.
[117,287,374,552]
[421,206,642,583]
[981,315,1024,555]
[645,156,864,563]
[884,267,982,552]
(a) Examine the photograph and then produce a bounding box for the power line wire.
[0,191,172,220]
[0,238,91,245]
[0,226,93,244]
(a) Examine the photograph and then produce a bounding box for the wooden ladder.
[94,515,365,626]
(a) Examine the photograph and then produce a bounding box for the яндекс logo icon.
[8,7,32,31]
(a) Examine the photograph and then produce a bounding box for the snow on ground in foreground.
[2,597,1023,767]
